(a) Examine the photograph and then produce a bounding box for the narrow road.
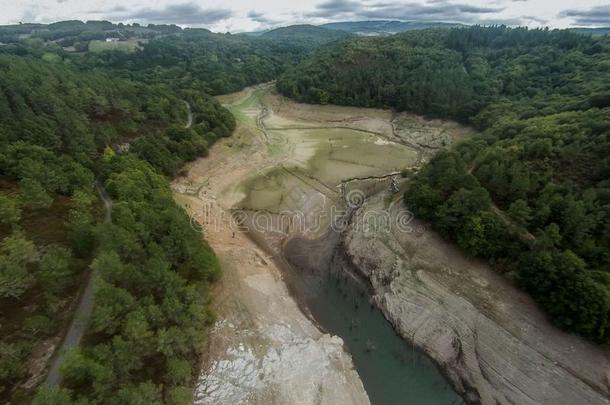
[490,202,536,241]
[47,101,187,385]
[44,180,112,386]
[185,100,193,129]
[466,163,536,242]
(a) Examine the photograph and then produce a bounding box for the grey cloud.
[247,10,279,25]
[476,17,524,26]
[107,2,232,25]
[457,5,501,14]
[317,0,363,11]
[559,5,610,26]
[306,0,364,17]
[521,15,547,25]
[109,5,128,13]
[306,1,505,23]
[20,9,39,23]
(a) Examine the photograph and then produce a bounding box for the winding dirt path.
[185,100,193,129]
[44,97,193,385]
[44,180,112,386]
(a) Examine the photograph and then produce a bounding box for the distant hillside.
[570,27,610,36]
[321,20,466,35]
[0,19,180,49]
[261,24,351,48]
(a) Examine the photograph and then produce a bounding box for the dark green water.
[287,252,464,405]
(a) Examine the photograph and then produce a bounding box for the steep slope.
[278,26,610,344]
[343,189,610,404]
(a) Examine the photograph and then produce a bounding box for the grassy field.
[88,39,141,53]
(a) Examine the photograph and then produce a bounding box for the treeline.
[279,26,610,344]
[278,27,610,121]
[0,47,234,401]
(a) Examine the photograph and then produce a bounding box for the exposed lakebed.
[173,84,472,404]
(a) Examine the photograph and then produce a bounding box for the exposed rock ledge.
[342,190,610,405]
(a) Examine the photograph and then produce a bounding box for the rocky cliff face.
[341,190,610,405]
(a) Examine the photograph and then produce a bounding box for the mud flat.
[340,189,610,404]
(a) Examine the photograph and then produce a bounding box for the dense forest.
[0,34,237,402]
[259,25,352,50]
[68,29,301,95]
[0,20,316,96]
[0,17,346,402]
[279,26,610,344]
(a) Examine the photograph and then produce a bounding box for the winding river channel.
[173,84,469,404]
[283,239,464,405]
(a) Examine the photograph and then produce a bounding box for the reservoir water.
[281,237,464,405]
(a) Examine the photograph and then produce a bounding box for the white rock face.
[187,225,369,405]
[344,191,610,405]
[195,320,364,405]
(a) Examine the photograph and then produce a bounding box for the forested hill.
[68,29,304,95]
[320,20,466,35]
[0,38,237,402]
[261,25,352,49]
[278,26,610,344]
[0,20,340,401]
[0,20,327,97]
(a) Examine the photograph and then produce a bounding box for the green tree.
[457,211,507,258]
[115,382,163,405]
[0,232,37,299]
[38,246,73,295]
[33,386,76,405]
[0,194,22,225]
[165,358,192,386]
[20,178,52,208]
[508,199,531,227]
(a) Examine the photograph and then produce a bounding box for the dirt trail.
[44,180,111,386]
[185,100,193,129]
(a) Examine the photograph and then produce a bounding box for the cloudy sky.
[2,0,610,32]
